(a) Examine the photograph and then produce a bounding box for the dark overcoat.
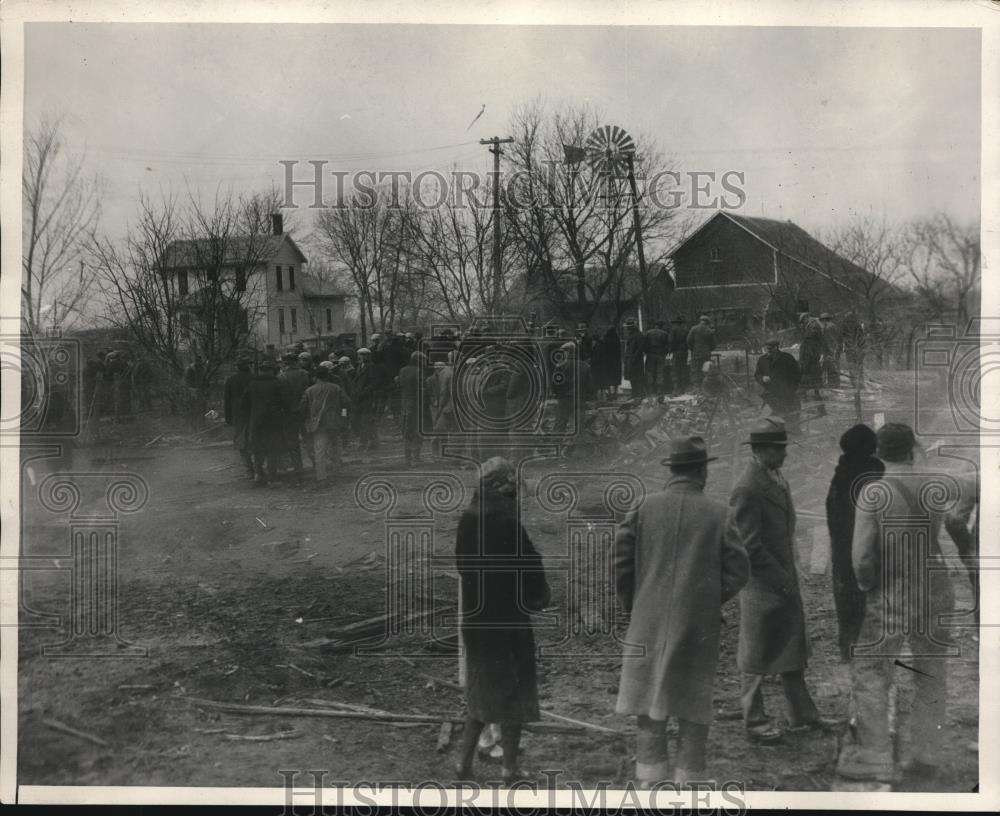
[615,476,750,724]
[730,460,809,675]
[455,489,549,723]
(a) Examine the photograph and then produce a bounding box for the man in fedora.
[730,417,841,742]
[615,436,750,787]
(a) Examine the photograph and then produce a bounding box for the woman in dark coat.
[454,457,550,782]
[825,424,884,661]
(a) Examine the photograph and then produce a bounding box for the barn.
[666,211,884,345]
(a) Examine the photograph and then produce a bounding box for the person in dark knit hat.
[825,424,884,662]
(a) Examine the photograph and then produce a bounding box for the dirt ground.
[16,370,980,794]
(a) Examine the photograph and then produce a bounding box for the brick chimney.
[271,213,283,236]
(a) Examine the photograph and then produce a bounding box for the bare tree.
[905,213,981,328]
[404,175,517,323]
[22,117,101,336]
[314,185,412,342]
[91,189,284,412]
[503,100,681,324]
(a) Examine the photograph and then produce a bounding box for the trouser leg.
[851,653,894,755]
[740,673,769,729]
[675,719,710,773]
[780,669,820,727]
[312,429,329,481]
[635,715,670,785]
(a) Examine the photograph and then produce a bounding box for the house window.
[177,270,189,296]
[291,308,298,334]
[709,247,721,262]
[276,265,283,291]
[326,308,332,332]
[235,267,246,293]
[288,266,296,291]
[278,308,285,335]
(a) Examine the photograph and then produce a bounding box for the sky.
[24,23,981,250]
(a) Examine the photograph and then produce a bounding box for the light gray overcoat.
[614,475,749,725]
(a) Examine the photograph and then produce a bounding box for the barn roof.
[668,211,890,293]
[161,233,308,268]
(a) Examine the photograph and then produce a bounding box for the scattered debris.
[255,517,268,529]
[143,433,165,448]
[117,684,154,690]
[41,718,109,748]
[436,722,453,753]
[223,729,302,742]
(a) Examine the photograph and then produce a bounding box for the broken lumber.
[436,722,453,753]
[41,718,109,747]
[143,433,165,448]
[223,729,302,742]
[185,698,608,736]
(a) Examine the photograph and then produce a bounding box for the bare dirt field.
[16,370,980,794]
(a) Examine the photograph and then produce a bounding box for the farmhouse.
[161,214,349,353]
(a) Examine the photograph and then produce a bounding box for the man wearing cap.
[837,422,957,784]
[397,351,432,466]
[241,359,287,486]
[623,318,646,399]
[669,317,689,393]
[819,313,842,388]
[351,348,379,451]
[754,339,802,434]
[730,417,840,741]
[278,352,310,478]
[428,350,458,459]
[643,320,672,397]
[687,314,716,389]
[224,358,255,480]
[298,366,350,481]
[552,341,592,436]
[615,437,749,787]
[797,312,824,393]
[575,322,595,363]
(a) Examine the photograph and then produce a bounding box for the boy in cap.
[838,422,957,784]
[615,437,749,787]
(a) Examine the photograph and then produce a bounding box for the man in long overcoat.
[615,436,749,786]
[623,318,646,399]
[730,417,840,742]
[397,351,432,466]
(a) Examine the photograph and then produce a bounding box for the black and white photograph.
[2,0,996,809]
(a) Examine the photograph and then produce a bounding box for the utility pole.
[624,153,649,319]
[480,136,514,313]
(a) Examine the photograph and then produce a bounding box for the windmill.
[563,125,649,316]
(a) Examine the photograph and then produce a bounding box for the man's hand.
[762,375,771,383]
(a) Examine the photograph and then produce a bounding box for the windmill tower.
[564,124,649,320]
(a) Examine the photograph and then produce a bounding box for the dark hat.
[745,416,790,445]
[876,422,916,462]
[281,352,297,362]
[764,337,781,347]
[798,312,810,323]
[839,423,877,457]
[660,435,717,467]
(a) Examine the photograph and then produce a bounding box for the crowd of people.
[454,420,980,788]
